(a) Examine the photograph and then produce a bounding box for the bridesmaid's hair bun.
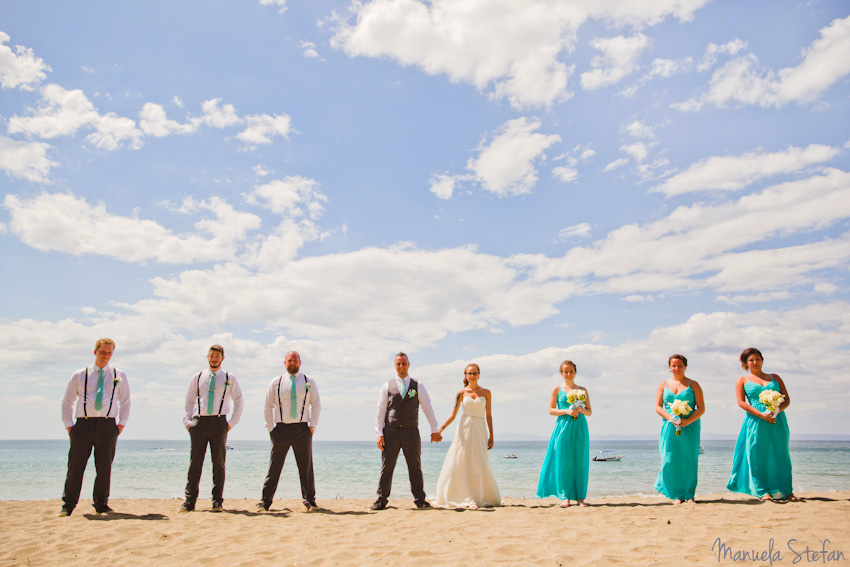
[668,354,688,367]
[740,347,763,370]
[560,360,577,373]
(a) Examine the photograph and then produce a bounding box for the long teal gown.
[654,385,700,501]
[537,390,589,501]
[727,378,793,498]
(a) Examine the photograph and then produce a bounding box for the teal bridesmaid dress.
[537,390,590,500]
[654,385,700,501]
[727,378,793,498]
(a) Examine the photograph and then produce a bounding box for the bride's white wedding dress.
[434,396,501,508]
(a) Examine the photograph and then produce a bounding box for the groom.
[371,352,441,510]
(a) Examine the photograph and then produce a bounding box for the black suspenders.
[82,367,119,418]
[276,375,310,422]
[196,371,230,416]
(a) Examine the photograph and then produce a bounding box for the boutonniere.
[225,379,233,386]
[305,383,311,391]
[113,376,122,385]
[407,389,417,398]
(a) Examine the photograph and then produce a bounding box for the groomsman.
[60,338,131,516]
[371,352,441,510]
[181,344,243,512]
[258,351,321,512]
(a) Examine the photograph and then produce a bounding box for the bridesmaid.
[727,348,796,501]
[536,360,592,507]
[654,354,705,504]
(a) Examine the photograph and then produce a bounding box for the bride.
[434,363,501,508]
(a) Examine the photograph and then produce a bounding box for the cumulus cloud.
[331,0,709,108]
[236,113,292,145]
[300,41,322,60]
[652,144,841,196]
[429,173,461,200]
[0,31,51,90]
[580,33,650,90]
[7,84,143,150]
[675,15,850,110]
[244,176,327,219]
[139,103,198,137]
[259,0,287,13]
[0,136,58,182]
[697,39,747,72]
[4,192,261,264]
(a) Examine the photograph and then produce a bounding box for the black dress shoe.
[59,505,73,517]
[211,501,223,512]
[415,500,432,509]
[304,502,317,512]
[94,504,114,514]
[255,502,270,512]
[179,500,195,512]
[369,500,387,510]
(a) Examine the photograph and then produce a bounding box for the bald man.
[258,351,322,512]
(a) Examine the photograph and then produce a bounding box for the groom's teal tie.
[399,377,406,398]
[94,368,105,411]
[290,376,297,419]
[207,372,216,414]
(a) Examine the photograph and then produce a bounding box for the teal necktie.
[399,377,407,398]
[290,376,297,419]
[94,368,105,411]
[207,372,216,414]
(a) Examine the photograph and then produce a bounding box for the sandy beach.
[2,492,848,566]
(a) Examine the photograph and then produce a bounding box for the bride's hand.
[487,437,494,450]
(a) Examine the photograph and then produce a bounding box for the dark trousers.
[62,417,119,509]
[185,415,229,504]
[261,422,315,506]
[376,426,425,504]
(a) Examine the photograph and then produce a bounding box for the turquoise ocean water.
[1,439,848,501]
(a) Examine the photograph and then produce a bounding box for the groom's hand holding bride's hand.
[431,432,442,443]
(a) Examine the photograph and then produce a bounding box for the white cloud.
[558,222,591,240]
[139,103,198,137]
[331,0,708,108]
[604,157,629,172]
[0,136,58,182]
[621,141,651,163]
[7,84,143,150]
[0,32,51,90]
[624,119,656,139]
[814,283,839,294]
[648,56,693,78]
[236,113,292,145]
[260,0,287,13]
[676,15,850,110]
[300,41,322,60]
[716,291,791,305]
[429,173,460,200]
[466,117,561,197]
[552,166,578,183]
[580,34,650,90]
[697,39,747,72]
[198,98,241,128]
[652,144,841,196]
[244,176,327,219]
[4,192,261,264]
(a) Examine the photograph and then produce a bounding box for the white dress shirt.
[61,364,131,428]
[375,375,439,439]
[263,371,321,431]
[183,368,244,428]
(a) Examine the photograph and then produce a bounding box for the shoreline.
[3,493,848,566]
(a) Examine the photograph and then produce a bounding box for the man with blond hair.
[60,338,131,516]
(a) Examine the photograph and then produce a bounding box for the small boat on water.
[592,450,623,462]
[504,454,518,459]
[226,444,234,450]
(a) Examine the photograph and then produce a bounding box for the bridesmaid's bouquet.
[668,400,693,435]
[566,389,586,420]
[758,389,785,418]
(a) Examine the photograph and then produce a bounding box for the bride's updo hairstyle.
[560,360,577,373]
[463,363,481,387]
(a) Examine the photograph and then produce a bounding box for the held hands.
[431,432,442,443]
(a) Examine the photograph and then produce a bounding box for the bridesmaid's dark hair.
[739,347,763,370]
[560,360,577,373]
[463,363,480,387]
[668,354,688,367]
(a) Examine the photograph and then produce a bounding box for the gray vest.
[385,378,420,429]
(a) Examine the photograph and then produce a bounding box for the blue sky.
[1,0,849,441]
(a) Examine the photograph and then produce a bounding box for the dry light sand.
[2,493,848,567]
